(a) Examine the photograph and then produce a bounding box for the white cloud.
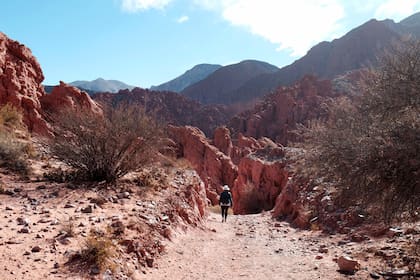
[121,0,172,12]
[194,0,345,57]
[177,15,189,23]
[374,0,420,21]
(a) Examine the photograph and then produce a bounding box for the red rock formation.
[272,179,310,229]
[213,126,232,157]
[40,81,102,115]
[168,125,237,204]
[230,76,338,145]
[232,145,288,214]
[170,125,292,216]
[0,32,50,135]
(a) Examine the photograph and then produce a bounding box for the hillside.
[150,64,222,92]
[92,88,232,136]
[232,18,404,103]
[181,60,278,104]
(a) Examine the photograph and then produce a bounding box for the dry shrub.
[0,104,34,175]
[68,232,115,272]
[296,39,420,223]
[134,167,168,190]
[0,103,23,128]
[61,220,75,237]
[50,105,164,182]
[0,129,31,175]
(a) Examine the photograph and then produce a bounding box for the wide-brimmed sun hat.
[223,185,230,191]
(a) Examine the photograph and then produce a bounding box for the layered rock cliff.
[0,32,49,135]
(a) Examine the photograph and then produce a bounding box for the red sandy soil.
[146,211,419,280]
[0,169,418,280]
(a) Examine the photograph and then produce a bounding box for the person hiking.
[219,185,233,222]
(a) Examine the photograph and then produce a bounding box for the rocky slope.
[230,75,339,145]
[0,164,208,280]
[181,60,278,104]
[151,64,222,93]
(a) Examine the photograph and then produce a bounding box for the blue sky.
[1,0,420,87]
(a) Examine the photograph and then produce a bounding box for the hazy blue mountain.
[150,64,222,93]
[69,78,135,93]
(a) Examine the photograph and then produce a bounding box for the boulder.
[337,256,360,273]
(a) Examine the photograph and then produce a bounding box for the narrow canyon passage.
[145,212,348,280]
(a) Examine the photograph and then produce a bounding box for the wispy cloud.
[121,0,172,12]
[195,0,345,56]
[177,15,189,23]
[374,0,420,21]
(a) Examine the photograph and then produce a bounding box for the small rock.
[18,227,30,234]
[81,205,93,214]
[90,266,100,275]
[17,217,30,226]
[146,257,154,268]
[58,238,71,245]
[319,247,328,254]
[315,255,323,260]
[337,256,360,273]
[4,190,15,196]
[31,246,42,253]
[5,206,13,211]
[64,203,75,209]
[370,272,380,279]
[53,262,59,269]
[36,185,46,190]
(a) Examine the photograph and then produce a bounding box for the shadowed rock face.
[93,88,232,136]
[0,32,50,135]
[230,76,339,145]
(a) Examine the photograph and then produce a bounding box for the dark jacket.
[219,190,233,207]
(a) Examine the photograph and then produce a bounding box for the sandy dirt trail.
[146,211,354,280]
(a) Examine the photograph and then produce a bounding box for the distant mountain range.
[169,12,420,105]
[150,64,222,93]
[181,60,279,104]
[69,78,134,93]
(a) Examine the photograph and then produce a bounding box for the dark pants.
[221,206,229,221]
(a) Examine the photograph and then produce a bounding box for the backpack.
[219,191,231,205]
